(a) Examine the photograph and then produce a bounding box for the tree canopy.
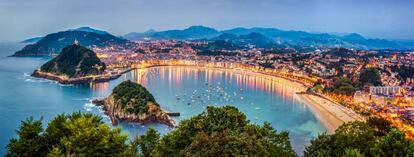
[325,77,357,96]
[8,106,412,157]
[112,80,158,114]
[304,117,414,157]
[7,106,297,157]
[6,112,128,157]
[139,106,297,157]
[359,67,382,86]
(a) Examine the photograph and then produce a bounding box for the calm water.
[0,44,325,155]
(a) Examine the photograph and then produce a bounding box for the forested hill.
[12,30,128,57]
[40,44,106,78]
[111,80,159,114]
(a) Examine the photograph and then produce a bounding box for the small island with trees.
[31,42,127,84]
[92,80,178,127]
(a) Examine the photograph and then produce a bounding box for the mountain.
[193,40,242,51]
[221,28,408,49]
[20,37,43,43]
[212,33,238,42]
[12,28,128,57]
[124,26,220,40]
[123,29,157,40]
[394,40,414,49]
[124,26,412,50]
[39,44,106,78]
[212,32,283,48]
[68,26,109,35]
[238,33,273,45]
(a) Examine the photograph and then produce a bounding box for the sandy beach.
[297,93,364,133]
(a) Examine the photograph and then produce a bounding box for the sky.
[0,0,413,42]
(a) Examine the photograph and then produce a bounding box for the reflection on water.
[127,67,305,101]
[91,66,325,155]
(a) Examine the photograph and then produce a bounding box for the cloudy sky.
[0,0,413,41]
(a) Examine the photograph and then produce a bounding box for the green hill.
[111,80,158,114]
[92,80,174,126]
[40,44,106,78]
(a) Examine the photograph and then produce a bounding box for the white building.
[369,86,401,96]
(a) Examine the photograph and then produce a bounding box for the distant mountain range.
[13,27,128,57]
[124,26,414,50]
[12,26,414,57]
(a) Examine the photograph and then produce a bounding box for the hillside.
[13,28,128,57]
[112,80,158,114]
[93,80,176,126]
[125,25,220,40]
[39,44,106,78]
[20,37,43,43]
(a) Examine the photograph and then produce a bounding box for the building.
[369,86,402,96]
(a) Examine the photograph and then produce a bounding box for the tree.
[51,115,127,156]
[6,112,128,157]
[304,121,375,157]
[6,117,46,157]
[156,106,297,157]
[131,128,160,157]
[359,68,381,86]
[366,117,392,136]
[327,77,356,96]
[370,129,414,157]
[304,133,334,157]
[112,80,157,114]
[343,148,364,157]
[332,121,376,155]
[305,119,414,157]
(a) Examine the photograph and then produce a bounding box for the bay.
[0,44,325,155]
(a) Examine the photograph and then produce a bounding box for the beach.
[297,93,364,133]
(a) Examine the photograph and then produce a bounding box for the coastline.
[137,65,309,91]
[33,63,363,132]
[92,98,178,127]
[296,93,364,133]
[136,65,363,133]
[31,69,131,84]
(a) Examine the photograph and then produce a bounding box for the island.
[92,80,178,127]
[31,43,128,84]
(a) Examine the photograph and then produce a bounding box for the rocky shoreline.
[92,97,178,127]
[31,69,130,84]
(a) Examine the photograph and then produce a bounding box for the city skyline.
[1,0,413,42]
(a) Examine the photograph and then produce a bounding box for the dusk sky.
[1,0,413,41]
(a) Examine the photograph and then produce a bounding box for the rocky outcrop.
[92,95,177,127]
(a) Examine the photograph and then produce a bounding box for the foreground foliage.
[6,112,128,157]
[9,107,412,157]
[7,106,296,157]
[144,106,297,157]
[304,117,414,157]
